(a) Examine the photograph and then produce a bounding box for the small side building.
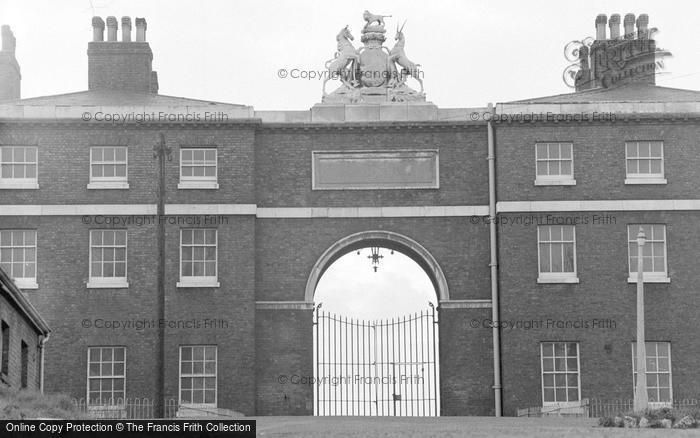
[0,266,50,391]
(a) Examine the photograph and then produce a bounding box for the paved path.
[253,416,694,437]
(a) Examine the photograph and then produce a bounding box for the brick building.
[0,266,51,392]
[0,13,698,416]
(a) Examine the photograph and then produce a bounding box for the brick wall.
[0,290,42,390]
[255,308,314,415]
[163,216,257,415]
[255,125,488,207]
[0,124,257,205]
[495,120,700,414]
[88,42,154,93]
[495,121,700,201]
[255,217,491,303]
[497,210,700,415]
[439,307,495,416]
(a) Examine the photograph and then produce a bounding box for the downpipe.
[487,104,503,416]
[39,332,50,393]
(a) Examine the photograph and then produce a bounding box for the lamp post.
[634,227,648,412]
[153,133,171,417]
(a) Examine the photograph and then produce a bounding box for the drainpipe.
[39,332,50,393]
[487,104,503,416]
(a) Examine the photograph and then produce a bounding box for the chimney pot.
[623,13,635,39]
[121,17,132,42]
[135,18,147,42]
[92,17,105,42]
[106,16,118,41]
[595,14,607,40]
[609,14,621,39]
[636,14,649,39]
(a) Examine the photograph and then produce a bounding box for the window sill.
[87,279,129,289]
[0,181,39,189]
[12,279,38,289]
[87,181,130,190]
[534,179,576,186]
[627,276,670,283]
[538,276,579,284]
[625,178,667,185]
[177,279,220,288]
[178,181,219,190]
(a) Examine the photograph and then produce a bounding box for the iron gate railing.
[313,302,439,416]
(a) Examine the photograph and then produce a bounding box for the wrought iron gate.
[313,303,439,416]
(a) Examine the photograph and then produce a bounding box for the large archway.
[304,230,450,303]
[308,231,445,416]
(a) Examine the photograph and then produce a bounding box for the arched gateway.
[307,231,445,416]
[304,230,450,303]
[250,9,495,417]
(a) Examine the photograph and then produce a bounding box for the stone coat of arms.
[322,11,425,103]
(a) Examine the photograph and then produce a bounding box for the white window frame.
[0,146,39,189]
[0,230,38,289]
[88,146,129,189]
[87,229,129,288]
[534,142,576,186]
[86,346,126,408]
[624,141,666,184]
[178,147,219,189]
[541,342,581,408]
[179,345,217,409]
[632,342,673,408]
[177,229,219,288]
[627,224,669,283]
[537,225,579,283]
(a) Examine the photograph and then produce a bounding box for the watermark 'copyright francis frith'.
[81,318,230,330]
[470,318,617,331]
[276,67,425,81]
[467,213,616,227]
[80,215,229,226]
[468,111,618,122]
[80,111,229,124]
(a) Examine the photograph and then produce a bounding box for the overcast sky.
[314,249,436,319]
[2,0,699,109]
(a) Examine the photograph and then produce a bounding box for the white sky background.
[314,249,436,319]
[2,0,700,108]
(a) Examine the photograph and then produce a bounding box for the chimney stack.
[608,14,621,39]
[88,16,158,93]
[623,13,635,39]
[150,71,159,93]
[636,14,649,39]
[0,25,21,101]
[121,17,131,42]
[106,16,118,41]
[578,12,657,91]
[135,18,147,42]
[595,14,607,40]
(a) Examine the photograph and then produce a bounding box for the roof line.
[0,268,51,335]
